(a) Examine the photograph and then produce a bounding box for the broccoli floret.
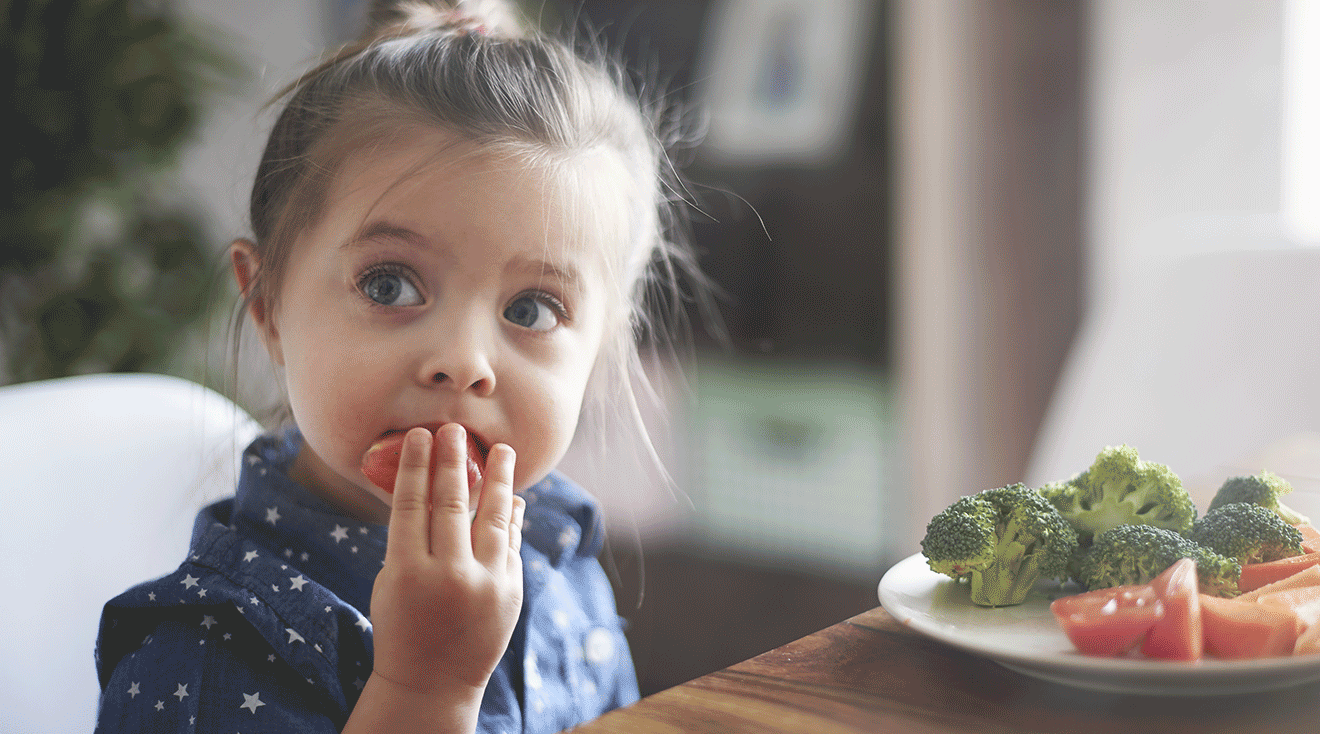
[1078,524,1241,597]
[1209,471,1310,526]
[1036,476,1082,511]
[921,483,1079,607]
[1039,445,1197,545]
[1190,502,1304,565]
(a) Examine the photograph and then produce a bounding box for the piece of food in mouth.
[361,428,485,493]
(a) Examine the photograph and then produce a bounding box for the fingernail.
[444,423,465,449]
[406,427,429,448]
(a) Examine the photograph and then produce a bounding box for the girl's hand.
[353,424,524,730]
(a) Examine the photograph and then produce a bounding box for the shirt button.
[584,628,614,666]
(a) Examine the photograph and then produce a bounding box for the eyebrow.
[340,221,430,251]
[507,254,580,288]
[342,220,582,286]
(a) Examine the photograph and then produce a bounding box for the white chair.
[0,373,261,734]
[1025,245,1320,510]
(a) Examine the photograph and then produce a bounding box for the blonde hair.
[239,0,710,476]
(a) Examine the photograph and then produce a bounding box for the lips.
[361,427,487,493]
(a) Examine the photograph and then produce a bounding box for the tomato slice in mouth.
[361,428,487,493]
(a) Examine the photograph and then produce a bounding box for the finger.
[508,494,526,559]
[428,423,473,559]
[472,444,516,566]
[384,427,433,564]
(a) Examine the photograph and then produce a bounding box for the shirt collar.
[229,427,387,613]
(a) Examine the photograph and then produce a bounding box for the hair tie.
[368,2,495,39]
[440,7,488,36]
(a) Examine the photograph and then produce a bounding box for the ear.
[229,239,285,366]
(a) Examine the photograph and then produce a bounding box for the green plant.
[1,0,242,382]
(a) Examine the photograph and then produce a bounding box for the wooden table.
[571,606,1320,733]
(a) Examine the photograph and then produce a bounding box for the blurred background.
[4,0,1320,710]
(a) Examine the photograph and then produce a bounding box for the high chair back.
[1025,245,1320,505]
[0,373,261,734]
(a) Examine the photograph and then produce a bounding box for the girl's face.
[236,130,617,523]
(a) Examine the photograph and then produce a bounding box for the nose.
[415,311,497,396]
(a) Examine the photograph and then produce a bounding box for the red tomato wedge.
[1199,594,1299,659]
[1240,552,1320,593]
[361,429,485,493]
[1141,558,1203,661]
[1051,584,1165,657]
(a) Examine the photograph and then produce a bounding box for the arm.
[344,425,525,734]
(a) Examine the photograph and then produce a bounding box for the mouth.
[361,425,489,493]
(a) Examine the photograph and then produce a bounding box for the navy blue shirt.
[95,430,638,732]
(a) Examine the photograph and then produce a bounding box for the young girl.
[95,1,704,731]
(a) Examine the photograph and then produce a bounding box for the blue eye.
[359,267,423,307]
[504,296,560,331]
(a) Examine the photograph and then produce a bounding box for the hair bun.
[363,0,525,40]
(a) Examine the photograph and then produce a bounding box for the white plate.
[878,553,1320,695]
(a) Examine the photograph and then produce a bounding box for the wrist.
[343,672,486,734]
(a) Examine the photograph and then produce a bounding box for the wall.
[173,0,329,410]
[1025,1,1298,487]
[893,0,1085,551]
[1086,0,1285,303]
[176,1,327,248]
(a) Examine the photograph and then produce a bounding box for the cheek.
[277,316,392,449]
[507,359,596,491]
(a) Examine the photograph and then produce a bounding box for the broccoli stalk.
[1190,502,1304,565]
[1039,445,1197,545]
[1209,471,1310,526]
[921,484,1079,607]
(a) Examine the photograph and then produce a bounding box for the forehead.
[322,127,636,267]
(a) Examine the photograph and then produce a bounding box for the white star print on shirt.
[285,628,305,645]
[243,550,259,562]
[173,684,189,701]
[180,575,199,589]
[584,628,615,665]
[127,682,140,699]
[289,575,308,591]
[329,525,349,543]
[240,692,265,714]
[154,700,164,712]
[201,615,217,629]
[265,506,281,525]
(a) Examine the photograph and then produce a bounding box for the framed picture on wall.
[695,0,875,167]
